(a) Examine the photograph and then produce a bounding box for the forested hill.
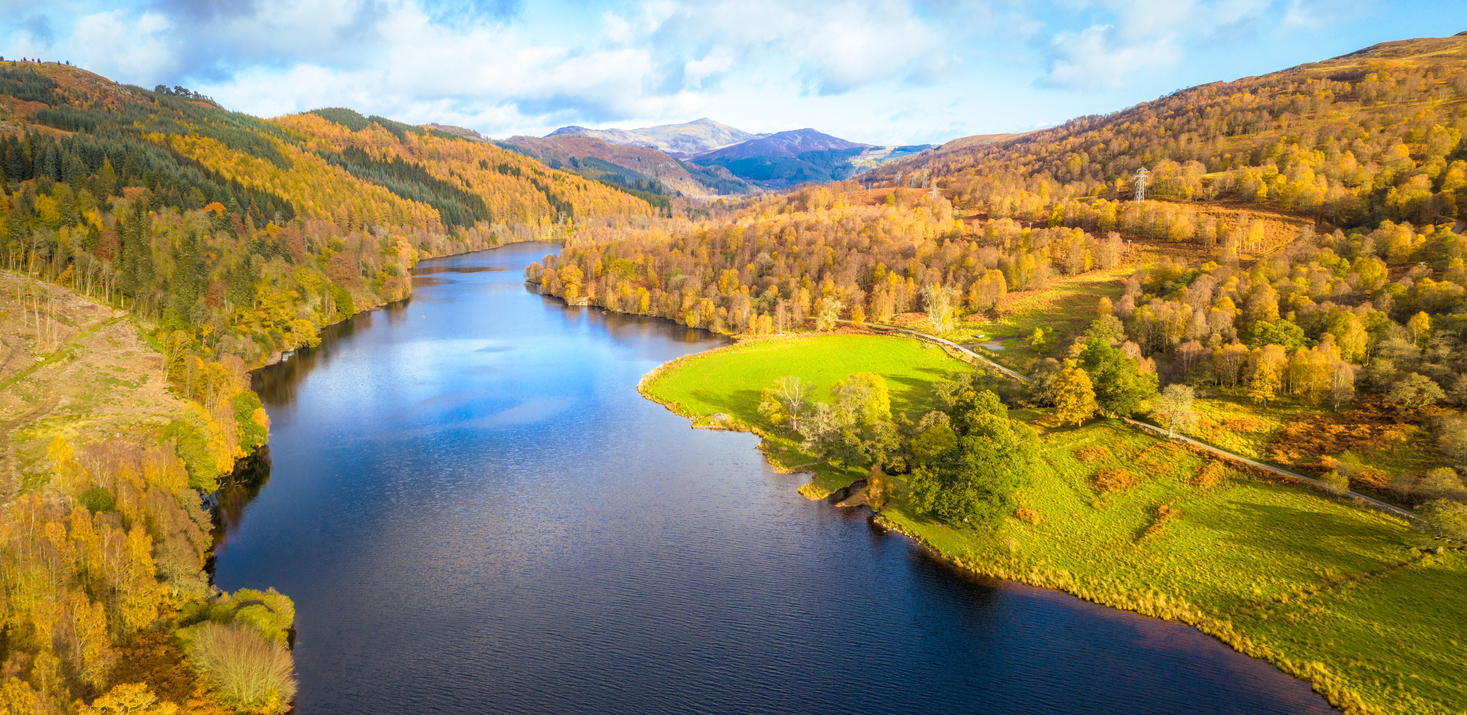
[871,33,1467,230]
[0,59,657,367]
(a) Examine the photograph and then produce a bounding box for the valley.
[1,20,1466,715]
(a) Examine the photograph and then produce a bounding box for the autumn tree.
[1388,372,1444,411]
[1245,345,1288,404]
[921,284,958,336]
[1051,362,1097,425]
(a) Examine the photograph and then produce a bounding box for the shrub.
[1075,446,1109,463]
[1015,508,1042,524]
[1091,468,1138,494]
[79,682,177,714]
[79,487,115,514]
[160,418,220,492]
[1142,504,1178,539]
[1192,461,1226,488]
[1318,470,1351,494]
[232,392,269,453]
[187,623,296,714]
[1418,467,1465,500]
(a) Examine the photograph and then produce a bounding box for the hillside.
[0,60,659,368]
[0,267,291,712]
[548,117,756,157]
[869,34,1467,232]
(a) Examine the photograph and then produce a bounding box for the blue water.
[216,243,1335,714]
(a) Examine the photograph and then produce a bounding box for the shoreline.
[637,333,1383,715]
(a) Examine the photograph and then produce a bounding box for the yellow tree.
[1052,362,1098,425]
[1407,311,1432,347]
[1245,345,1288,404]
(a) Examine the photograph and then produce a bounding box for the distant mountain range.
[494,133,753,199]
[548,118,757,158]
[489,118,932,195]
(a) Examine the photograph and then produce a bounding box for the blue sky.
[3,0,1464,144]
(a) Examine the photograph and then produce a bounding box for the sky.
[3,0,1465,145]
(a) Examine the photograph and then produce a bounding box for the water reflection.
[210,446,274,552]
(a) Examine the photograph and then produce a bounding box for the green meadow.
[643,333,965,492]
[642,333,1467,715]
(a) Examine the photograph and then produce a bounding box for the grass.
[643,333,965,495]
[950,268,1128,371]
[642,333,1467,715]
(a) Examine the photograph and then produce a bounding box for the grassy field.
[642,332,966,494]
[947,268,1128,372]
[642,333,1467,715]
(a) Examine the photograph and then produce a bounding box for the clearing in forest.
[0,272,189,500]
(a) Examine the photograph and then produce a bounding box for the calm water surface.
[215,243,1335,714]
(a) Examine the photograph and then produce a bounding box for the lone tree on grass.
[1051,362,1097,426]
[1078,338,1157,417]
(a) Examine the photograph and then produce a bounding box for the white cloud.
[1043,24,1181,89]
[1039,0,1275,89]
[192,0,702,132]
[634,0,960,94]
[70,10,178,85]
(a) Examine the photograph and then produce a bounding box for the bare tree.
[921,284,957,336]
[772,376,811,433]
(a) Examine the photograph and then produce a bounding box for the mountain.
[693,128,889,188]
[548,118,757,158]
[499,133,752,198]
[696,128,868,160]
[537,119,926,192]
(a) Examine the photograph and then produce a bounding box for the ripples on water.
[216,243,1336,714]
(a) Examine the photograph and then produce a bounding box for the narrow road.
[849,320,1416,524]
[844,321,1030,383]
